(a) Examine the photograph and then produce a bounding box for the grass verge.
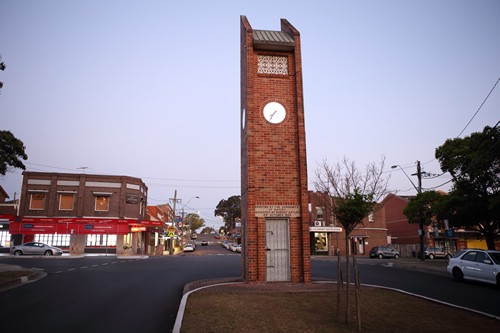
[181,286,497,332]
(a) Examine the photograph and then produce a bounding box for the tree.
[184,213,205,233]
[214,195,241,229]
[0,130,28,176]
[403,191,447,227]
[435,125,500,250]
[0,56,5,89]
[315,156,389,324]
[200,227,215,234]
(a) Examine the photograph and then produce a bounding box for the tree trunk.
[345,233,350,324]
[337,249,342,320]
[485,232,496,250]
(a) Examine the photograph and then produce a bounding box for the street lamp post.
[392,161,425,261]
[181,196,200,241]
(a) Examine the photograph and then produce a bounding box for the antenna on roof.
[77,166,88,174]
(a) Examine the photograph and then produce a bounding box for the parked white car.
[447,249,500,286]
[183,243,195,252]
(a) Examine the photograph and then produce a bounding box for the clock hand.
[270,110,277,119]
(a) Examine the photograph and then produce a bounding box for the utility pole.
[169,190,178,255]
[413,160,425,262]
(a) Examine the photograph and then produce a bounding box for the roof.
[0,186,9,201]
[253,29,295,51]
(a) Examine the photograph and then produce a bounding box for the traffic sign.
[168,225,175,233]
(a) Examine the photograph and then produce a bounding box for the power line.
[457,77,500,138]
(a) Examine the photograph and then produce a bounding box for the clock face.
[263,102,286,124]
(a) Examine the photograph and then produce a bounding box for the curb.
[0,269,47,292]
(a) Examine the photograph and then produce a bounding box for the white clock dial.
[263,102,286,124]
[242,108,246,129]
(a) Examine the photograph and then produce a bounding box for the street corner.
[0,264,47,291]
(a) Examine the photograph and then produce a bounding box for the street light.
[181,196,200,241]
[392,161,425,261]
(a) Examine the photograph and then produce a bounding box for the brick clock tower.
[240,16,311,283]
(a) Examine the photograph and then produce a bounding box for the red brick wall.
[18,172,147,220]
[241,16,310,283]
[383,194,420,244]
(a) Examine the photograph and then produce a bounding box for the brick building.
[382,193,499,254]
[0,185,17,249]
[9,171,164,255]
[308,191,389,256]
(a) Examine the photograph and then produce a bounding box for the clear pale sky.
[1,0,499,230]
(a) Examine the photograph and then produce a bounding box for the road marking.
[80,266,88,269]
[67,268,76,271]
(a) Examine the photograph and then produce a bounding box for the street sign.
[168,225,175,233]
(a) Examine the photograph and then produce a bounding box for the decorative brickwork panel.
[257,55,288,75]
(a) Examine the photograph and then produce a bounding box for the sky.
[1,0,499,231]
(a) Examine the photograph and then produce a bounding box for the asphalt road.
[1,245,498,333]
[311,257,500,318]
[0,247,241,333]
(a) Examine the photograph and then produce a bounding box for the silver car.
[447,249,500,286]
[369,246,400,259]
[420,246,453,259]
[11,242,63,256]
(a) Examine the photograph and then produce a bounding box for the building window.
[29,192,46,210]
[59,193,75,211]
[95,196,110,211]
[368,211,374,223]
[314,233,328,252]
[316,207,323,220]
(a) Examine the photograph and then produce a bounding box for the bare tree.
[314,156,389,325]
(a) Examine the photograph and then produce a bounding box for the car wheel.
[429,254,435,260]
[394,254,399,259]
[13,250,22,256]
[44,250,53,256]
[378,253,383,259]
[452,267,464,282]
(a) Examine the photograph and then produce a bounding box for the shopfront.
[8,217,162,255]
[310,226,342,255]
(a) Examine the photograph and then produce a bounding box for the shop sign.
[140,220,163,226]
[131,226,146,232]
[10,222,57,234]
[9,218,132,235]
[126,193,139,204]
[309,226,343,233]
